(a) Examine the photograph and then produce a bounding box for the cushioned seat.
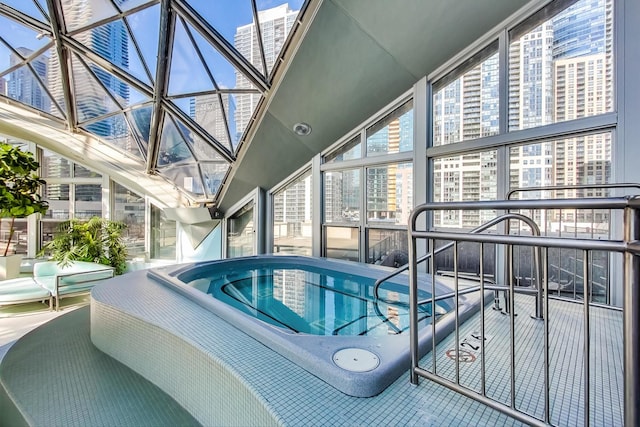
[34,261,114,311]
[0,277,52,308]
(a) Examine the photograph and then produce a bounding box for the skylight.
[0,0,305,203]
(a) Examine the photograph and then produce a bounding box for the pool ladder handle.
[373,212,545,321]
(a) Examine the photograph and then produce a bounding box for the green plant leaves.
[40,217,128,275]
[0,143,48,255]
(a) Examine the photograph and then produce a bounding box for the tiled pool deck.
[0,270,624,426]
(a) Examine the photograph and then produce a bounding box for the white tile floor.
[0,296,88,347]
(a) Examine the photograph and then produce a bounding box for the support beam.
[146,0,175,173]
[45,0,77,131]
[250,0,269,78]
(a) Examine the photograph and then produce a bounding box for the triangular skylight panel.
[87,63,150,107]
[188,22,252,91]
[60,0,119,33]
[73,19,152,86]
[167,17,215,96]
[193,94,232,153]
[200,161,230,198]
[184,0,254,57]
[3,64,64,119]
[171,94,233,154]
[127,105,152,158]
[1,0,49,24]
[169,109,232,161]
[157,113,196,167]
[71,54,121,123]
[124,4,159,83]
[157,163,205,198]
[0,15,52,55]
[82,113,143,159]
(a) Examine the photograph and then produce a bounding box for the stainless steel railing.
[374,212,544,318]
[506,183,640,305]
[407,196,640,427]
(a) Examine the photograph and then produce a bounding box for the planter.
[0,254,22,281]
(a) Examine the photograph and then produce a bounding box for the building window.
[150,204,176,260]
[427,0,615,282]
[508,0,614,131]
[273,170,312,256]
[113,183,146,258]
[432,43,499,146]
[322,96,413,264]
[227,201,255,258]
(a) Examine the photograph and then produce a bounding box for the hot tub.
[148,255,481,397]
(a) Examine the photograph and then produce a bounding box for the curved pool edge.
[147,255,485,398]
[90,270,284,427]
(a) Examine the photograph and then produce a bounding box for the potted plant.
[40,216,128,275]
[0,143,48,280]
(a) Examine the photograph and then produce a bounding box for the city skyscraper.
[434,0,612,229]
[234,4,298,140]
[48,0,129,138]
[7,47,49,112]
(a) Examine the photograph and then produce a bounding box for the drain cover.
[332,348,380,372]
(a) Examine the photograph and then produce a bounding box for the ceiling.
[0,0,533,211]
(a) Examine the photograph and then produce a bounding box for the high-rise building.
[234,4,298,140]
[434,0,612,229]
[49,0,129,138]
[7,47,49,112]
[191,94,235,153]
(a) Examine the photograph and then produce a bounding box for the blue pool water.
[187,263,449,336]
[149,255,480,397]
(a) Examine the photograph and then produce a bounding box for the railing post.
[624,203,640,427]
[408,210,420,385]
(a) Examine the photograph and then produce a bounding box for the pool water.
[183,263,449,336]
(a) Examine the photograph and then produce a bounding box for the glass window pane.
[74,164,102,178]
[273,172,312,256]
[367,229,408,266]
[43,183,70,219]
[40,221,63,253]
[366,162,413,226]
[113,183,145,259]
[324,226,359,262]
[366,100,413,156]
[432,150,498,228]
[74,184,102,219]
[227,202,255,258]
[150,204,176,260]
[432,46,499,146]
[323,170,360,223]
[324,136,361,164]
[0,219,27,255]
[42,150,71,178]
[508,132,612,235]
[508,0,614,131]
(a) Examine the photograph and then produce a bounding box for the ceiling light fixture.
[293,122,312,136]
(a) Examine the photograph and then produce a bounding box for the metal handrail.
[507,183,640,306]
[506,183,640,200]
[373,212,544,317]
[407,196,640,427]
